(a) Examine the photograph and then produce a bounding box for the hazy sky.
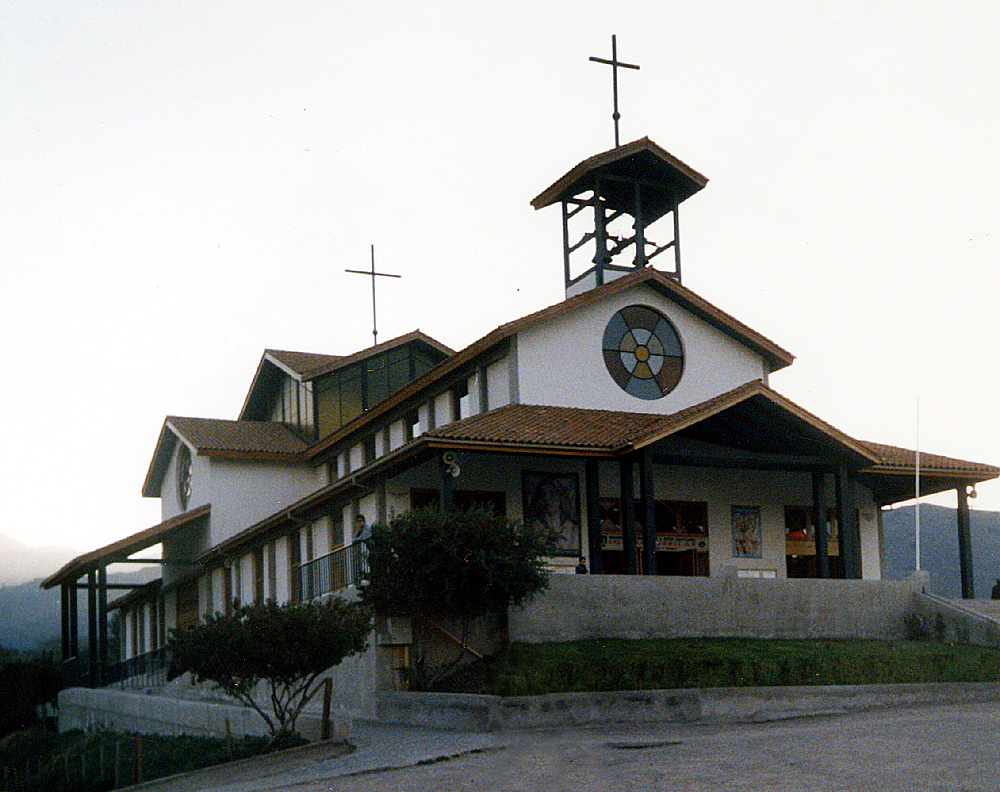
[3,2,998,553]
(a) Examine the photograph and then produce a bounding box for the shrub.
[362,506,549,689]
[169,599,371,741]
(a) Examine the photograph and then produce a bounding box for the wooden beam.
[957,486,975,599]
[585,459,603,574]
[652,451,829,472]
[639,450,657,576]
[812,471,830,579]
[620,456,637,575]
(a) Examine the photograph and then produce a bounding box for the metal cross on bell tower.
[590,34,640,148]
[345,245,401,346]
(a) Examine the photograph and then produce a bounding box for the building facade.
[43,139,999,690]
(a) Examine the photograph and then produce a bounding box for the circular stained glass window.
[602,305,684,399]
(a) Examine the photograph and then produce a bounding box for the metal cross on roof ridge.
[345,244,401,347]
[590,34,640,148]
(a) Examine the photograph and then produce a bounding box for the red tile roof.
[860,441,1000,477]
[41,505,210,589]
[167,416,309,458]
[426,403,678,452]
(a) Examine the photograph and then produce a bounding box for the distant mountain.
[0,569,160,653]
[0,533,78,586]
[881,505,1000,599]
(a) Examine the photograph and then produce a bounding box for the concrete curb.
[377,682,1000,732]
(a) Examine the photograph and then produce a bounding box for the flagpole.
[915,397,921,572]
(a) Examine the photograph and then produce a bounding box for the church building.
[43,137,999,691]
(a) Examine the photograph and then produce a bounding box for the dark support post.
[439,456,453,511]
[620,456,637,574]
[69,582,79,671]
[672,195,682,281]
[60,583,71,663]
[585,459,603,574]
[811,471,829,579]
[98,566,109,686]
[835,466,861,579]
[957,485,975,599]
[633,183,646,267]
[639,450,657,576]
[87,571,98,687]
[593,179,609,278]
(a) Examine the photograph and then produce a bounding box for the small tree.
[169,599,371,742]
[361,506,549,689]
[0,655,62,738]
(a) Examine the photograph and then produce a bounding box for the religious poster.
[731,505,762,558]
[522,472,581,556]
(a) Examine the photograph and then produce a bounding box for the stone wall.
[58,686,351,742]
[509,570,929,643]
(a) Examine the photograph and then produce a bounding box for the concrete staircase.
[950,599,1000,622]
[912,593,1000,648]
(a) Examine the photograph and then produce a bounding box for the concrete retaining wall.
[510,571,928,643]
[59,686,351,742]
[910,593,1000,649]
[378,682,1000,732]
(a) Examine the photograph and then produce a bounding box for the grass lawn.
[436,638,1000,696]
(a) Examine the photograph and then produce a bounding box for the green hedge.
[437,638,1000,696]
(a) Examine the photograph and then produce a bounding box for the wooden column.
[835,466,861,579]
[60,583,71,663]
[585,459,603,574]
[811,471,830,579]
[639,450,657,576]
[98,566,109,686]
[957,485,975,599]
[68,582,79,667]
[87,570,98,687]
[620,456,637,575]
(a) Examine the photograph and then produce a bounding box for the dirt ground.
[129,701,1000,792]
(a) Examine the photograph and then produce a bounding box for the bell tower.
[531,137,707,297]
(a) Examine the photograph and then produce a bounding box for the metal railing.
[105,646,174,688]
[298,541,368,601]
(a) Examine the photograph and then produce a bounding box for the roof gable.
[142,417,310,497]
[531,137,708,218]
[239,330,454,421]
[306,268,793,460]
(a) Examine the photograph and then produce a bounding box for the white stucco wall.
[158,440,323,549]
[202,459,321,548]
[515,283,770,414]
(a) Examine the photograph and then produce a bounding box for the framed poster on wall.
[522,471,581,556]
[731,505,762,559]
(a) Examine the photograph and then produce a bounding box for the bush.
[0,657,61,737]
[361,506,549,689]
[169,599,371,741]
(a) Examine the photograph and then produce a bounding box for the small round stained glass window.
[602,305,684,399]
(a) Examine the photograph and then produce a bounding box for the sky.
[2,2,998,554]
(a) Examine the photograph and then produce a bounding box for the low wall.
[58,686,352,742]
[378,682,1000,732]
[910,593,1000,648]
[509,571,929,643]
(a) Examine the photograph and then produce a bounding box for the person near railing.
[352,514,371,584]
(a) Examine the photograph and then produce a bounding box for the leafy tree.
[169,599,371,741]
[361,506,549,689]
[0,655,62,737]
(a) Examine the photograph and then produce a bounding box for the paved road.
[129,702,1000,791]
